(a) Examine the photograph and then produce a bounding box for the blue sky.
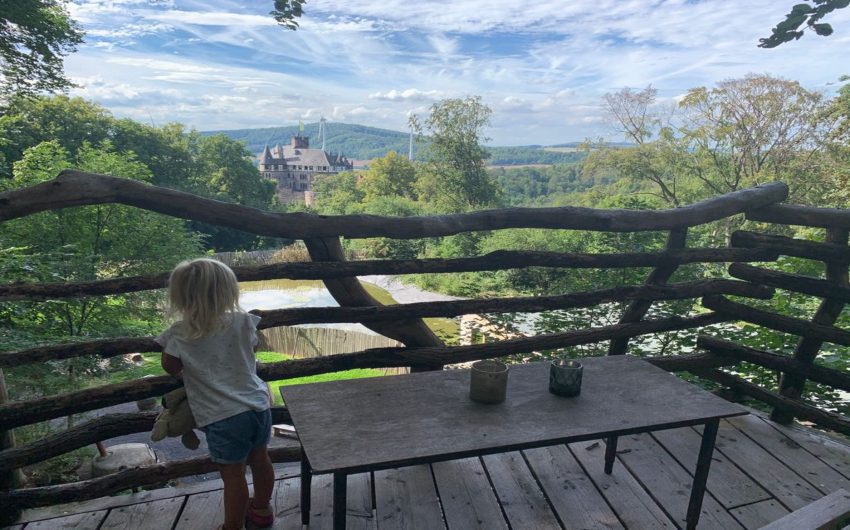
[66,0,850,146]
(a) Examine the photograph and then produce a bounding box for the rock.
[136,396,158,411]
[91,443,157,478]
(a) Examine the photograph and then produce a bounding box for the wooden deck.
[7,412,850,529]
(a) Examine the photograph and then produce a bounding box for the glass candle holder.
[469,360,509,404]
[549,359,583,397]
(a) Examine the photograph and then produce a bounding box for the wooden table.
[281,355,747,529]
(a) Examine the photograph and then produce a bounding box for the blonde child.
[157,258,275,530]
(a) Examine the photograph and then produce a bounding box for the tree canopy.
[760,0,849,47]
[0,0,84,98]
[412,96,500,211]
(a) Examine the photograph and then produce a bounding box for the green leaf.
[812,22,834,35]
[791,3,817,14]
[777,14,809,32]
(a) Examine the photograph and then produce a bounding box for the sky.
[65,0,850,146]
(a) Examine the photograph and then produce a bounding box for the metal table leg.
[686,418,720,530]
[604,436,618,474]
[333,472,348,530]
[300,453,312,525]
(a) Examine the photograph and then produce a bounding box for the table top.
[281,355,747,474]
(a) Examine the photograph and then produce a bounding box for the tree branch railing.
[731,230,850,263]
[0,279,771,369]
[0,171,788,237]
[0,312,729,430]
[701,295,850,346]
[0,248,777,302]
[0,408,293,473]
[0,444,304,511]
[10,175,850,516]
[608,227,688,355]
[697,335,850,392]
[728,263,850,303]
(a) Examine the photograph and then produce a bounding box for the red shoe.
[246,499,274,528]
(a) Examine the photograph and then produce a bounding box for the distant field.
[543,146,584,153]
[487,163,553,169]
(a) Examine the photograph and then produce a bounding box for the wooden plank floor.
[9,412,850,529]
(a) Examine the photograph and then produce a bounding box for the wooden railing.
[1,171,848,518]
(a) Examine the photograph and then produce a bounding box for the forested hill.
[202,122,592,165]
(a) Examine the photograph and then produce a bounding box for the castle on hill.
[258,134,353,205]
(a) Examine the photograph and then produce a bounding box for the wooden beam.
[609,227,687,355]
[255,280,772,328]
[701,295,850,346]
[0,247,779,301]
[731,230,850,263]
[758,488,850,530]
[0,445,301,511]
[0,337,158,370]
[747,204,850,229]
[0,313,727,430]
[0,408,291,472]
[643,351,737,372]
[697,335,850,392]
[304,237,443,357]
[691,368,850,436]
[773,228,849,423]
[729,263,850,303]
[0,368,20,526]
[0,172,788,237]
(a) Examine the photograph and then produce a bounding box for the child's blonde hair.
[166,258,241,339]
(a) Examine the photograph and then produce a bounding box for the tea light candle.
[549,359,583,397]
[469,360,509,404]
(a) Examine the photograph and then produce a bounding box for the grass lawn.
[257,351,385,405]
[115,351,386,406]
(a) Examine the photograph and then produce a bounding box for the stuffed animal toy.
[150,387,200,450]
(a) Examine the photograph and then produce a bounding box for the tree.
[0,0,84,98]
[603,86,660,145]
[0,95,112,177]
[760,0,849,48]
[678,74,829,200]
[0,140,203,336]
[0,96,278,250]
[357,150,417,201]
[312,170,364,215]
[271,0,307,30]
[412,96,500,211]
[586,86,687,206]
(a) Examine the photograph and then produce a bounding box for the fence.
[0,171,848,518]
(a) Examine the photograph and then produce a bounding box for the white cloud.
[87,23,173,39]
[71,76,141,100]
[144,10,276,27]
[369,89,443,102]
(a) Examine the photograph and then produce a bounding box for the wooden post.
[0,368,21,526]
[304,237,444,372]
[771,228,849,424]
[608,228,688,355]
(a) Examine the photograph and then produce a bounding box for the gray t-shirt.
[155,312,269,427]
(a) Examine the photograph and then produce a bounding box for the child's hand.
[161,352,184,379]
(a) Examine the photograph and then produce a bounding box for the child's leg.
[220,462,249,530]
[247,444,275,508]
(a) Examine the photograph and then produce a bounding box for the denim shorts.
[202,408,272,464]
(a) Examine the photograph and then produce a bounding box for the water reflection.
[240,279,376,334]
